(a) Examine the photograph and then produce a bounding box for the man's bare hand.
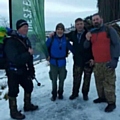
[49,32,54,38]
[28,48,34,55]
[89,59,94,66]
[86,32,92,41]
[46,56,50,61]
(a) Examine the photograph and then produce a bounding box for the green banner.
[11,0,46,60]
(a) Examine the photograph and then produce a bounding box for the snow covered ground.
[0,54,120,120]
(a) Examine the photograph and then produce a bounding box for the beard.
[94,22,101,28]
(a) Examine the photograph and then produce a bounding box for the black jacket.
[4,32,35,76]
[66,30,93,67]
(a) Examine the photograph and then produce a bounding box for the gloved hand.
[28,74,35,80]
[27,69,35,80]
[106,58,118,69]
[30,74,35,79]
[31,75,35,79]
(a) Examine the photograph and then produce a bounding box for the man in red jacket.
[84,13,120,112]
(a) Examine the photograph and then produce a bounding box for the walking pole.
[34,77,41,86]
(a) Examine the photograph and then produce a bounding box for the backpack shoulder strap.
[65,37,70,57]
[49,36,54,48]
[48,36,54,56]
[105,25,111,38]
[14,37,28,49]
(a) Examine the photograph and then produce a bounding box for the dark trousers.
[72,64,93,96]
[6,70,33,98]
[49,64,67,97]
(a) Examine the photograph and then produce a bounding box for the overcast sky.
[0,0,98,31]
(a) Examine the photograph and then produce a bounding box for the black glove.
[28,74,35,80]
[30,74,35,79]
[27,69,35,80]
[106,58,118,69]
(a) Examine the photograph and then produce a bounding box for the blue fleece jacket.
[46,35,73,67]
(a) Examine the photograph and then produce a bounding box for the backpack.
[105,25,120,44]
[105,25,113,39]
[105,25,120,56]
[48,36,69,58]
[105,24,120,38]
[0,27,7,69]
[0,27,14,69]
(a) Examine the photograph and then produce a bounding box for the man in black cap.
[4,19,38,119]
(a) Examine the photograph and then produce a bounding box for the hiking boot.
[24,93,38,112]
[9,97,25,119]
[104,103,116,112]
[58,95,63,100]
[69,94,78,100]
[24,103,38,112]
[11,110,25,120]
[93,98,107,103]
[83,95,89,101]
[51,96,56,101]
[57,90,63,100]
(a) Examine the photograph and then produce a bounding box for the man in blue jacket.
[46,23,73,101]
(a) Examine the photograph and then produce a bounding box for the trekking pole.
[34,77,41,86]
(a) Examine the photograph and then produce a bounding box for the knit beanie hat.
[56,23,65,31]
[16,19,28,30]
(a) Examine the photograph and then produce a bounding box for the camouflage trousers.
[94,63,116,104]
[49,64,67,97]
[72,64,93,96]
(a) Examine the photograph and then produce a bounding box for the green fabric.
[0,27,6,32]
[49,64,67,95]
[0,27,6,44]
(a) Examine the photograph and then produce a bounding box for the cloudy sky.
[0,0,98,30]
